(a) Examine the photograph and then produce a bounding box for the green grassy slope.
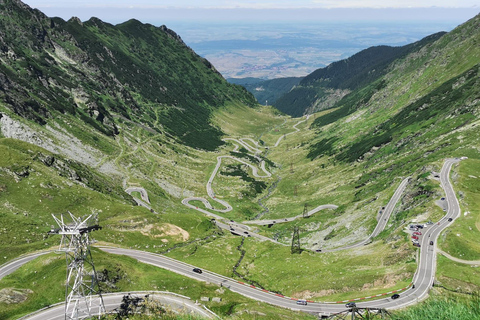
[273,32,445,117]
[228,77,302,106]
[0,0,256,150]
[0,2,479,319]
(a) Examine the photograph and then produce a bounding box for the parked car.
[193,268,202,274]
[391,294,400,300]
[411,236,419,240]
[413,231,422,235]
[296,300,307,305]
[345,302,356,308]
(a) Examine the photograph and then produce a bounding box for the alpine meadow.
[0,0,479,319]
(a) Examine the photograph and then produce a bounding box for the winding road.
[180,116,345,243]
[100,158,464,315]
[20,291,216,320]
[324,176,410,252]
[1,158,464,318]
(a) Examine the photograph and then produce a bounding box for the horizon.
[20,1,480,79]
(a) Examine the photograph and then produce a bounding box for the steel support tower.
[51,212,105,320]
[291,226,301,254]
[303,203,309,218]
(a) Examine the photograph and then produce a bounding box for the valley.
[0,1,479,319]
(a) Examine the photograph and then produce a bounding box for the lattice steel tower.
[291,226,301,254]
[51,212,105,320]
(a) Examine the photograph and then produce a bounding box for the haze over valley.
[1,1,480,319]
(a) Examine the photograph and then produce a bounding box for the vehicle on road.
[315,249,322,252]
[430,241,434,245]
[391,294,400,299]
[448,218,453,222]
[296,300,307,305]
[345,302,356,308]
[193,268,202,274]
[441,197,445,200]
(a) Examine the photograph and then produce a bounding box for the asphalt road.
[0,251,50,280]
[22,291,215,320]
[243,204,339,226]
[325,176,411,252]
[1,158,463,317]
[98,159,462,315]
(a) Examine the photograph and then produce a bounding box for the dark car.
[430,241,434,245]
[391,294,400,300]
[296,300,307,305]
[345,302,356,308]
[193,268,202,274]
[448,218,453,222]
[316,249,322,252]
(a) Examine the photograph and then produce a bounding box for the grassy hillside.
[0,1,480,319]
[0,0,256,150]
[274,32,445,117]
[228,77,302,106]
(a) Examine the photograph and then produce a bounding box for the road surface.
[436,249,480,265]
[0,251,50,280]
[99,159,464,314]
[324,176,410,252]
[21,291,216,320]
[1,158,463,317]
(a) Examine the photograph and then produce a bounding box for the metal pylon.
[327,307,391,319]
[303,203,309,218]
[51,212,105,320]
[291,226,301,254]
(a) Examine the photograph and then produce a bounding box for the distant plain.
[167,20,467,79]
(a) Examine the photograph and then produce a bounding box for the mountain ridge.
[273,31,446,117]
[0,0,256,150]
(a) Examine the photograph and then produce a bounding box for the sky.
[21,0,480,9]
[22,0,479,24]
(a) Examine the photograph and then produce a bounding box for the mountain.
[1,1,480,318]
[308,13,480,163]
[0,0,256,151]
[273,32,446,117]
[227,77,301,106]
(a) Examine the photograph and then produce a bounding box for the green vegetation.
[274,32,444,117]
[0,2,480,320]
[0,0,256,150]
[0,250,315,320]
[227,77,302,106]
[391,292,480,320]
[440,159,480,260]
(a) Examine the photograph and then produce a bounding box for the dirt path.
[437,249,480,265]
